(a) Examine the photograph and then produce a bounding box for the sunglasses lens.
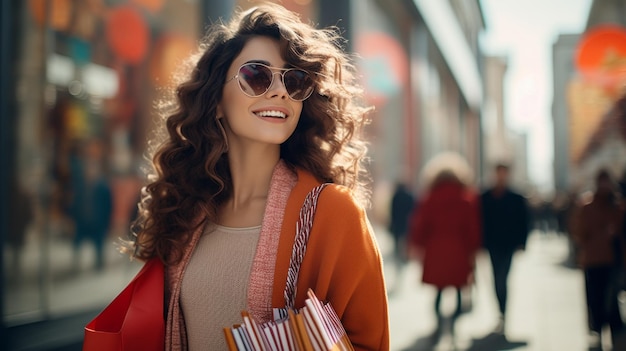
[236,63,314,100]
[284,70,314,101]
[238,64,273,97]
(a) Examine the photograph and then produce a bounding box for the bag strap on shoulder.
[284,183,329,310]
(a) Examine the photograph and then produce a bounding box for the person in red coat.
[408,154,481,333]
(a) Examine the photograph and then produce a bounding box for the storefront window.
[4,0,199,326]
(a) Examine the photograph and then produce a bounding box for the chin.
[255,133,295,145]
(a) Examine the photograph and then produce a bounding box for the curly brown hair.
[132,3,371,264]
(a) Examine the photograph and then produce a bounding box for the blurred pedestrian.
[408,153,481,335]
[553,191,573,236]
[480,163,530,333]
[7,177,34,281]
[619,168,626,239]
[571,169,625,348]
[388,181,415,268]
[69,139,113,271]
[535,199,556,235]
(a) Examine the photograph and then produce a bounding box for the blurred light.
[47,53,74,86]
[355,32,408,106]
[131,0,164,13]
[83,63,119,98]
[105,5,149,64]
[68,80,83,96]
[28,0,72,31]
[46,54,119,98]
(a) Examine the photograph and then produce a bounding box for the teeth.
[256,110,286,118]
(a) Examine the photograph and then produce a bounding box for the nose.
[266,71,289,99]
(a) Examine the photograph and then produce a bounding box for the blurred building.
[482,56,508,171]
[482,55,530,191]
[576,95,626,187]
[1,1,212,349]
[509,131,530,190]
[0,0,491,349]
[585,0,626,27]
[552,33,581,193]
[552,0,626,193]
[354,0,486,221]
[577,0,626,188]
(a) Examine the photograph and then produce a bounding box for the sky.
[479,0,592,192]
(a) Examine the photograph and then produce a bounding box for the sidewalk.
[377,228,597,351]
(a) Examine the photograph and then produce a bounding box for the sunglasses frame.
[225,62,315,101]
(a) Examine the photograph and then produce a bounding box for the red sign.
[575,25,626,96]
[105,5,150,65]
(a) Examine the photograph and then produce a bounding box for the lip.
[252,106,290,120]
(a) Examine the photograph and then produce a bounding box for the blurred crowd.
[388,152,626,350]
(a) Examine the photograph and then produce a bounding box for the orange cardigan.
[165,161,389,351]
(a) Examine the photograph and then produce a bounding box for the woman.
[131,3,389,350]
[408,153,481,331]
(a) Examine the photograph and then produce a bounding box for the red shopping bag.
[83,258,165,351]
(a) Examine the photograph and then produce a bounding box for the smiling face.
[217,36,304,151]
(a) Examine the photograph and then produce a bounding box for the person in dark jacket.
[388,181,415,267]
[480,163,529,333]
[70,139,113,271]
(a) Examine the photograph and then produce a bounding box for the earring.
[217,118,229,153]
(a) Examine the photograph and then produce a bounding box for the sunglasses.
[226,62,315,101]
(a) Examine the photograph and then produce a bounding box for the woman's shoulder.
[314,183,366,218]
[315,186,369,234]
[289,168,368,230]
[294,168,360,204]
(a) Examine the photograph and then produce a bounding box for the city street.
[378,228,617,351]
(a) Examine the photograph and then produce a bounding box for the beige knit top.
[180,224,262,351]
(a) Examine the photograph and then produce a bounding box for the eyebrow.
[243,59,292,69]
